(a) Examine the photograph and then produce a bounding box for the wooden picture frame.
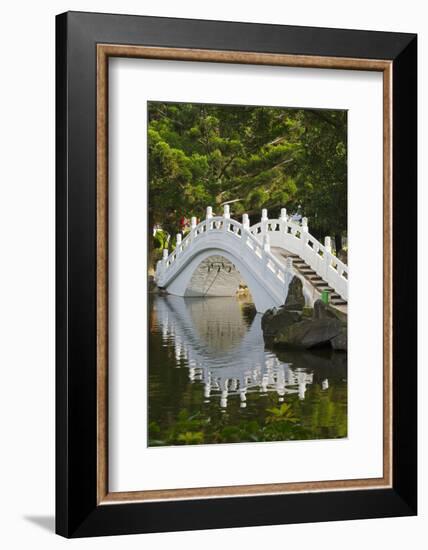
[56,11,417,537]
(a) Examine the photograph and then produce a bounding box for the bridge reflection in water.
[149,295,348,445]
[153,295,323,410]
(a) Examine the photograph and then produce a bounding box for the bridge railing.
[249,208,348,300]
[156,208,293,297]
[156,205,348,302]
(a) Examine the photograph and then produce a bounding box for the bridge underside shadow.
[184,254,243,297]
[165,249,286,313]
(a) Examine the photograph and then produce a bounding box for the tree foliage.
[148,102,347,242]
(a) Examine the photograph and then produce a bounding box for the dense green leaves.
[148,102,347,242]
[148,382,347,447]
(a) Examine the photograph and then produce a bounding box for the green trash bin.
[321,289,330,304]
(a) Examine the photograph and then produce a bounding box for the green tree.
[148,102,347,253]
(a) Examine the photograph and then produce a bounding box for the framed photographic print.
[56,11,417,537]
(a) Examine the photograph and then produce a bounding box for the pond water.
[148,295,347,446]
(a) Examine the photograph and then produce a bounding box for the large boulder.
[313,299,347,323]
[261,307,302,347]
[271,317,344,349]
[262,299,347,351]
[283,276,305,311]
[331,329,347,351]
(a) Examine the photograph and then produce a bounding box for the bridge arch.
[165,246,286,313]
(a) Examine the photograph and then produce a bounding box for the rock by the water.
[302,306,314,318]
[331,329,347,351]
[262,298,347,351]
[313,299,347,323]
[261,307,302,347]
[272,317,343,349]
[283,276,305,311]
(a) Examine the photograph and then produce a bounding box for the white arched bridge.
[155,206,348,313]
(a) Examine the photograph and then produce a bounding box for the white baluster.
[156,259,163,277]
[242,213,250,230]
[223,204,230,219]
[191,216,197,229]
[206,206,213,219]
[301,217,308,232]
[261,208,268,234]
[324,236,332,253]
[176,233,182,254]
[263,233,270,252]
[299,217,309,263]
[162,248,168,262]
[280,207,288,234]
[323,248,332,283]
